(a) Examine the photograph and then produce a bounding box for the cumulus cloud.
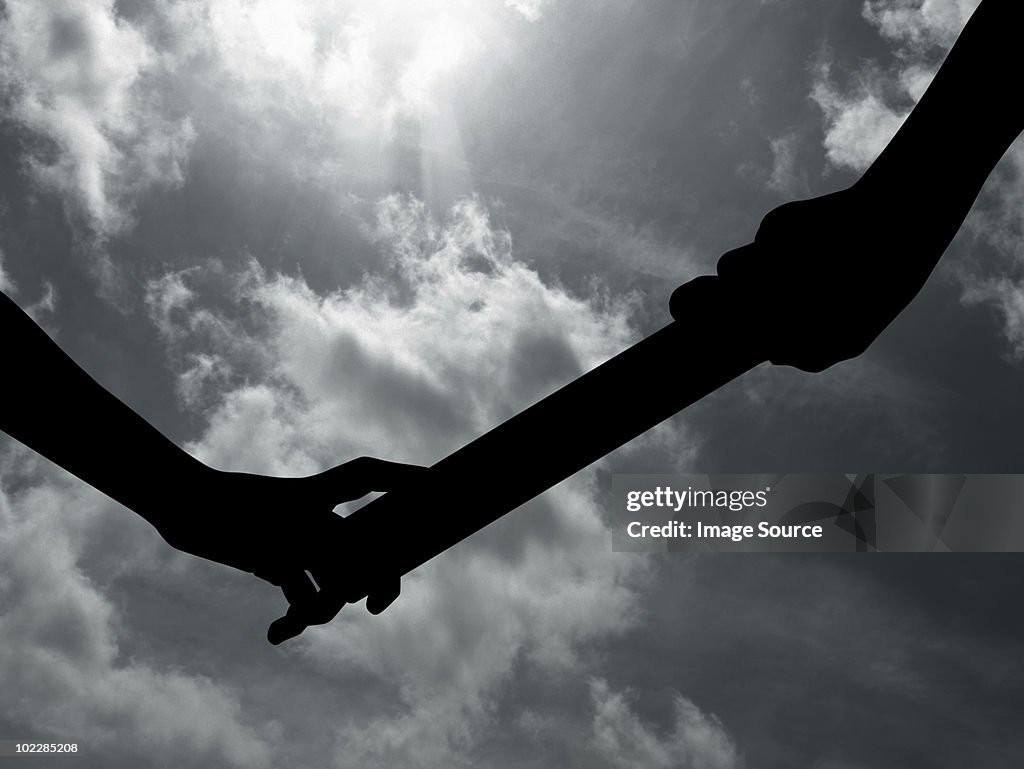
[0,458,273,768]
[590,679,742,769]
[152,195,639,468]
[810,1,981,173]
[810,69,909,173]
[863,0,981,48]
[0,0,195,237]
[0,0,659,303]
[0,0,519,253]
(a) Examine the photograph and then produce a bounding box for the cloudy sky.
[1,0,1023,766]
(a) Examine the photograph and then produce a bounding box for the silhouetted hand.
[670,0,1024,372]
[153,456,426,645]
[3,289,427,644]
[672,181,948,372]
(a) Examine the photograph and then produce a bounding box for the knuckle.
[350,455,376,473]
[755,209,783,241]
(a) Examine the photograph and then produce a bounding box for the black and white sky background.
[1,0,1023,766]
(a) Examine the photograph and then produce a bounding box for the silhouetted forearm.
[859,0,1024,237]
[0,290,210,528]
[1,289,426,640]
[344,0,1024,596]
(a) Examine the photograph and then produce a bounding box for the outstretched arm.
[0,289,422,643]
[686,0,1024,371]
[2,289,210,528]
[331,0,1024,614]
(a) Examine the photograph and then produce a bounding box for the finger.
[268,604,314,645]
[267,583,348,645]
[278,571,319,611]
[307,551,401,613]
[668,274,720,322]
[366,575,401,615]
[313,457,429,504]
[252,563,317,599]
[716,242,761,282]
[259,563,347,644]
[263,568,316,646]
[306,584,348,624]
[754,203,789,242]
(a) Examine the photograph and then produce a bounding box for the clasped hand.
[154,457,425,645]
[671,181,946,372]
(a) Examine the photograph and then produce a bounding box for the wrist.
[137,455,221,534]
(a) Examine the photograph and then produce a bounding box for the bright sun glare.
[223,0,512,201]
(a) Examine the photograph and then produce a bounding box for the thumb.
[266,576,399,643]
[365,574,401,615]
[265,573,348,645]
[267,605,311,646]
[311,457,429,505]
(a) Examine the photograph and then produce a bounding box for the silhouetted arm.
[323,0,1024,621]
[1,291,209,526]
[860,0,1023,210]
[0,289,422,643]
[693,0,1024,371]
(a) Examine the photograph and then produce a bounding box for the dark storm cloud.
[604,554,1024,769]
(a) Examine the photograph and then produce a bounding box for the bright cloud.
[0,0,526,247]
[193,0,487,127]
[811,1,981,173]
[0,0,194,237]
[505,0,556,22]
[155,195,639,468]
[811,72,909,173]
[863,0,981,48]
